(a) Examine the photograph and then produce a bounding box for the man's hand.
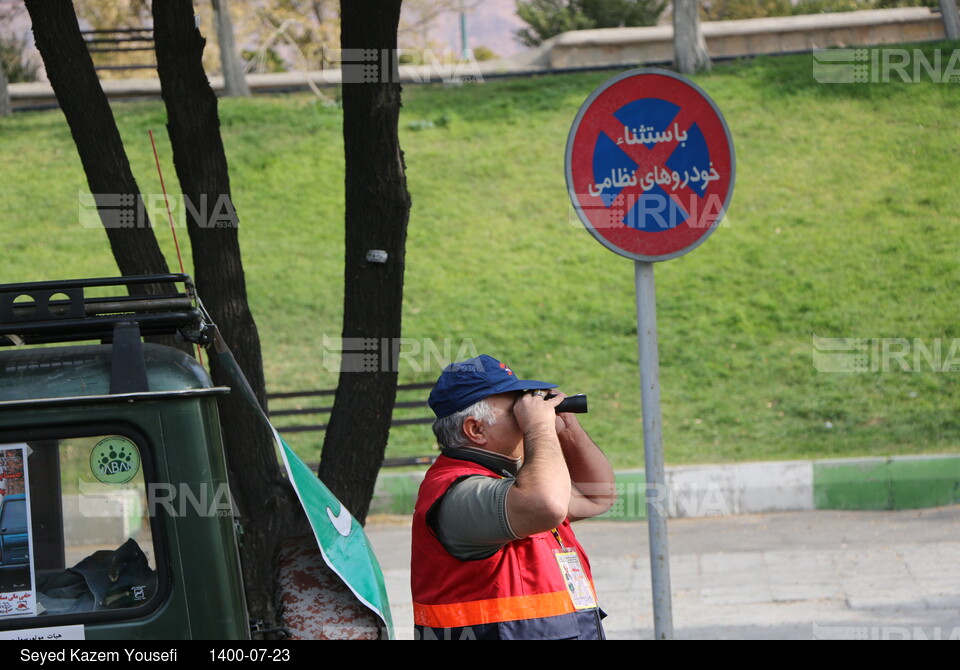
[550,391,582,435]
[513,389,564,437]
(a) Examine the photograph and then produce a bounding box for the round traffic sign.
[565,69,735,262]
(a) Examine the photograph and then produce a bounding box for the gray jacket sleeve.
[433,475,521,561]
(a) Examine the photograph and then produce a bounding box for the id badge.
[554,549,598,610]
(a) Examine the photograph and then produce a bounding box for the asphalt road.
[366,506,960,640]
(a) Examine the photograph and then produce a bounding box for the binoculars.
[546,393,588,414]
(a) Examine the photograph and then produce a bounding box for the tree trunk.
[673,0,710,74]
[0,60,10,117]
[152,0,306,627]
[24,0,173,288]
[941,0,960,40]
[318,0,411,525]
[212,0,250,97]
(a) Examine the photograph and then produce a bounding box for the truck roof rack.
[0,274,213,394]
[0,274,210,347]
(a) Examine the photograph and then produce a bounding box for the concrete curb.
[371,454,960,519]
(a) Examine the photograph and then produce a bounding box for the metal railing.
[267,383,438,468]
[81,27,155,73]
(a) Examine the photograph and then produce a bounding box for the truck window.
[0,433,160,624]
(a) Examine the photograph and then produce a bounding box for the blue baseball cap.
[428,354,557,418]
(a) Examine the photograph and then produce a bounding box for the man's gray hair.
[432,398,497,450]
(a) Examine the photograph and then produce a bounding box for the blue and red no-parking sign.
[565,69,735,262]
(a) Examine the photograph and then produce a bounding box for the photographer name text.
[20,648,177,664]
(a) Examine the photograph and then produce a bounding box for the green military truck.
[0,275,390,640]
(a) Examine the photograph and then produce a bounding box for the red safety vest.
[411,454,604,640]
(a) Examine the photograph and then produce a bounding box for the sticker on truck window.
[90,436,141,484]
[0,623,84,640]
[0,443,36,618]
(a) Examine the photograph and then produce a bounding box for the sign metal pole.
[565,68,734,640]
[635,260,673,640]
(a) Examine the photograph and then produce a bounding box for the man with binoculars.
[411,354,617,640]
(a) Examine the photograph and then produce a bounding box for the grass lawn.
[2,41,958,469]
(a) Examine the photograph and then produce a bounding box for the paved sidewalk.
[366,506,960,640]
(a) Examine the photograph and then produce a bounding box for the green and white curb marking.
[371,454,960,519]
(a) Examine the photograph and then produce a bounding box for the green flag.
[277,435,393,637]
[212,331,394,638]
